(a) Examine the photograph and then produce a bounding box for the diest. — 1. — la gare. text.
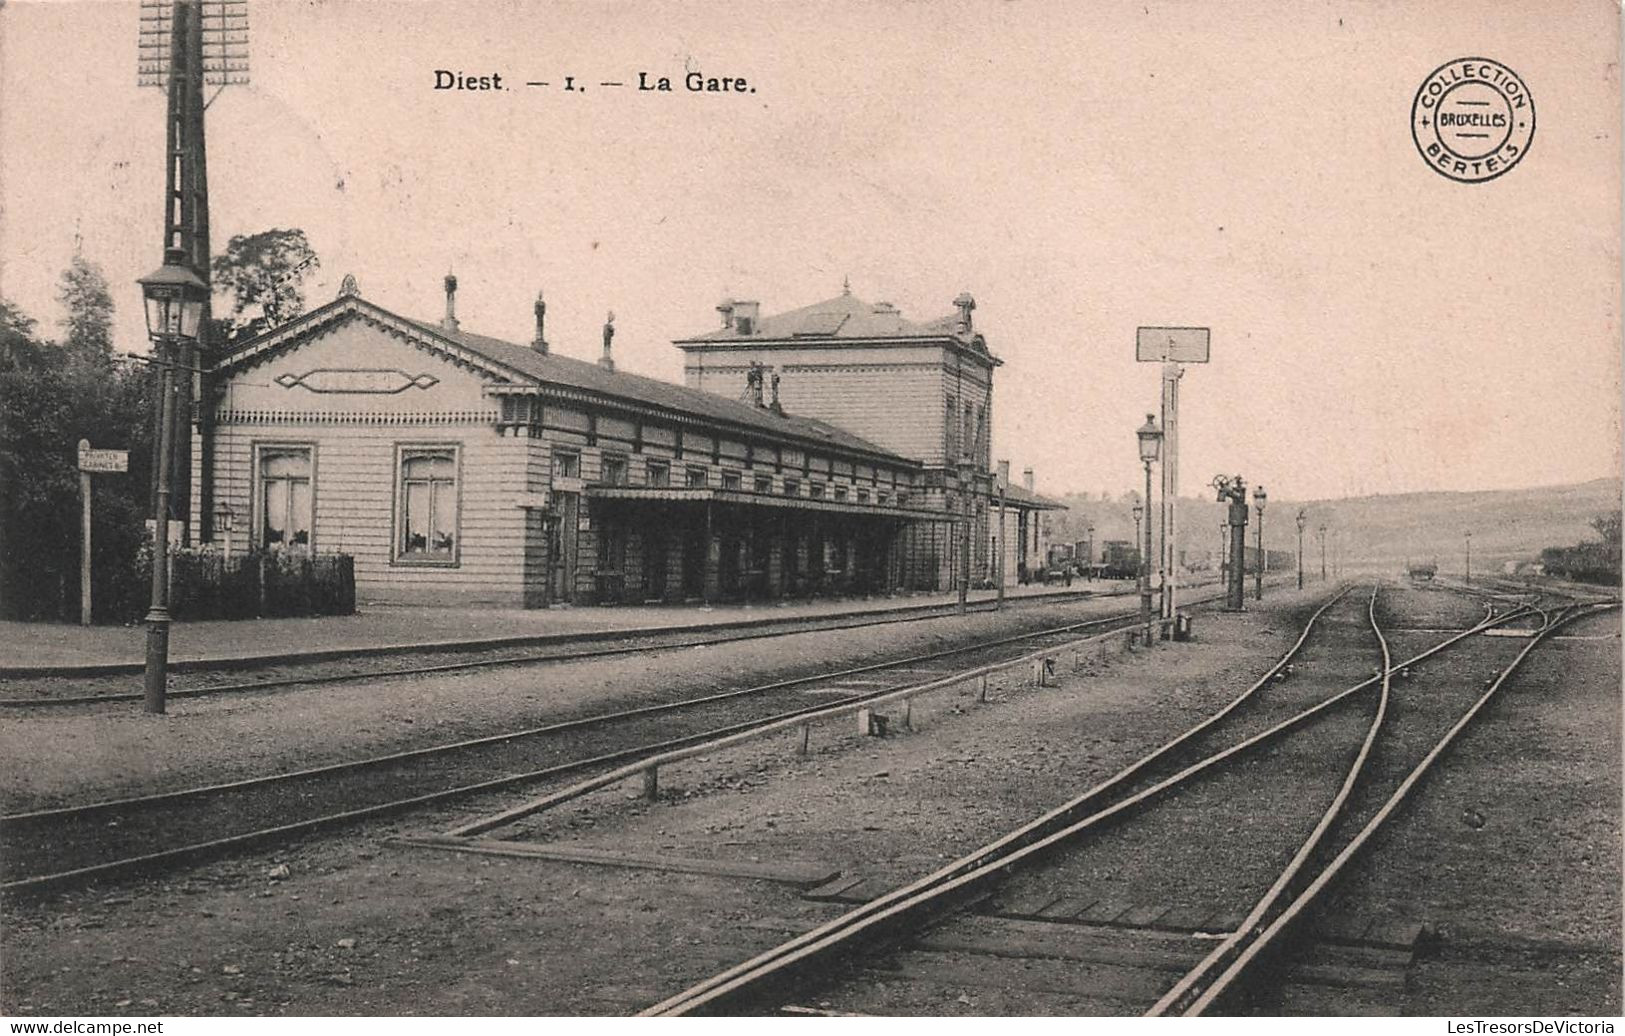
[433,69,756,94]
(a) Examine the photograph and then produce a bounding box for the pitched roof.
[398,318,912,464]
[677,293,968,344]
[1003,482,1068,511]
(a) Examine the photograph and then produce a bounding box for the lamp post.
[995,460,1008,611]
[1295,509,1307,591]
[1318,523,1328,582]
[138,247,209,715]
[214,501,236,560]
[957,460,975,615]
[1464,530,1472,586]
[1136,414,1163,647]
[1132,503,1143,579]
[1085,523,1095,582]
[1253,485,1267,601]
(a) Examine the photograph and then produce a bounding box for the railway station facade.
[194,277,1062,607]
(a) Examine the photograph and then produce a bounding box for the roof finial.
[441,269,460,331]
[842,274,851,296]
[532,288,548,354]
[339,273,360,298]
[599,310,616,371]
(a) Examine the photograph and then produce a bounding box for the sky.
[1,0,1619,503]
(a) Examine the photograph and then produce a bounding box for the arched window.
[258,446,313,550]
[397,447,458,562]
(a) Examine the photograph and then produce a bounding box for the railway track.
[0,585,1151,708]
[640,584,1611,1016]
[0,588,1248,896]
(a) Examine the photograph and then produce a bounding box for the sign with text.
[1136,326,1211,364]
[78,447,129,473]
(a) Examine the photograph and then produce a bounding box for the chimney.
[733,300,760,335]
[532,289,548,354]
[716,297,735,330]
[997,459,1010,487]
[599,310,616,371]
[744,361,765,407]
[769,370,784,415]
[872,301,897,315]
[1023,467,1035,493]
[954,292,976,334]
[441,272,459,332]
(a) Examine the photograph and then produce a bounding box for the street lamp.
[1132,503,1143,576]
[1253,485,1268,601]
[1318,523,1328,582]
[138,247,209,715]
[1464,530,1472,586]
[994,460,1008,611]
[1085,523,1095,582]
[1295,508,1307,591]
[214,500,237,560]
[1136,414,1163,647]
[957,460,976,615]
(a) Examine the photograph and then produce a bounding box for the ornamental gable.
[218,311,499,418]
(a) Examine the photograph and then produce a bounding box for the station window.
[833,485,848,502]
[646,461,670,488]
[857,488,870,503]
[809,482,826,499]
[754,475,773,494]
[257,445,313,551]
[877,491,890,506]
[396,446,458,563]
[553,449,580,479]
[686,466,708,488]
[722,470,742,491]
[783,478,801,497]
[601,453,629,486]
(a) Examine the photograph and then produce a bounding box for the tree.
[0,294,153,621]
[56,253,114,354]
[1590,510,1621,546]
[211,228,320,342]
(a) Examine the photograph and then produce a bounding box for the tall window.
[686,466,708,488]
[398,447,458,562]
[259,447,312,550]
[722,470,742,491]
[647,461,670,488]
[553,449,580,479]
[602,453,629,486]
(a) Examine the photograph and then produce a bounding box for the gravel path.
[2,584,1614,1017]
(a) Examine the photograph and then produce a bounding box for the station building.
[194,276,1062,607]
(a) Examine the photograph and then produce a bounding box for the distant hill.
[1047,478,1621,576]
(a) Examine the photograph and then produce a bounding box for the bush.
[121,546,356,622]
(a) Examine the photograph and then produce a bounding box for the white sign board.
[77,447,129,473]
[1136,326,1211,364]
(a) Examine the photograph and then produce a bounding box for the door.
[644,520,669,601]
[551,491,579,603]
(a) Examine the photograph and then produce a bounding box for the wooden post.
[642,766,659,801]
[978,674,989,702]
[79,461,92,627]
[798,723,810,755]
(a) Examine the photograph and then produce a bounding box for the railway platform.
[0,580,1135,677]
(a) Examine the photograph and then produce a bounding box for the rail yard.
[0,577,1616,1017]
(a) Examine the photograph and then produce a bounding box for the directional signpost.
[1136,327,1210,627]
[77,440,130,626]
